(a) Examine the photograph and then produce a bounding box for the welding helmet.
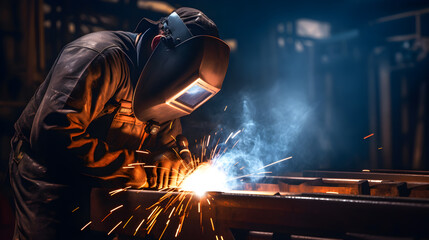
[133,9,230,124]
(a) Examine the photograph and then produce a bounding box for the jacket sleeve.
[30,45,144,185]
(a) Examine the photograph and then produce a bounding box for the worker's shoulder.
[65,31,136,54]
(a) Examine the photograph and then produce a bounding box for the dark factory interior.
[1,0,429,239]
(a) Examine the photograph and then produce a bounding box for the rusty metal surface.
[90,188,429,239]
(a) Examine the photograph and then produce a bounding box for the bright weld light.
[179,163,228,197]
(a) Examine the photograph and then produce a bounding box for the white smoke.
[210,87,313,188]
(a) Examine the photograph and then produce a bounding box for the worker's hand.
[148,150,188,189]
[127,165,149,189]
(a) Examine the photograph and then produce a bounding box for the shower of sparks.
[179,163,228,197]
[363,133,374,139]
[95,129,294,239]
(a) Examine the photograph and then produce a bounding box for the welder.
[9,7,229,240]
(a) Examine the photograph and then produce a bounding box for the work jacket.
[9,28,181,239]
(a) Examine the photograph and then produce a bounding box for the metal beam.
[90,188,429,239]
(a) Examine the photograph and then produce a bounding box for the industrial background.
[1,0,429,239]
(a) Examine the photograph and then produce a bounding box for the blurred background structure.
[1,0,429,238]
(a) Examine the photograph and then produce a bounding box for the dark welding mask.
[133,11,230,124]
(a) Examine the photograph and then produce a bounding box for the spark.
[136,150,150,154]
[147,219,157,234]
[123,215,133,229]
[168,207,176,218]
[169,121,173,129]
[206,198,211,205]
[256,156,292,171]
[216,236,219,240]
[363,133,374,139]
[378,147,383,150]
[101,212,112,222]
[231,130,241,139]
[110,205,123,212]
[134,218,145,236]
[198,202,201,213]
[144,165,157,168]
[175,223,181,237]
[147,206,159,220]
[239,167,245,170]
[179,149,190,155]
[224,105,227,111]
[123,166,135,169]
[134,205,141,210]
[72,207,79,212]
[81,221,92,231]
[232,140,240,149]
[210,217,215,231]
[224,132,233,144]
[207,135,211,147]
[183,195,193,215]
[128,162,146,166]
[221,236,224,240]
[108,221,122,235]
[109,186,131,196]
[178,204,183,215]
[177,215,185,235]
[159,219,170,240]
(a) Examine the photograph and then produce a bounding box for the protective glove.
[148,135,192,189]
[126,165,149,189]
[148,150,185,189]
[127,151,149,189]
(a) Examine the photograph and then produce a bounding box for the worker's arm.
[30,45,146,187]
